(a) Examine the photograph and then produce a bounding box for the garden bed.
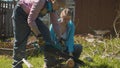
[0,36,41,56]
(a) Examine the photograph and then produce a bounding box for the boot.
[66,58,75,68]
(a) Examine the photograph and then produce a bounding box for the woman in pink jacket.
[12,0,65,68]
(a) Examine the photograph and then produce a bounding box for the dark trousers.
[43,44,83,68]
[12,5,52,68]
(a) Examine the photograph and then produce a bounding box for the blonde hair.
[60,8,71,17]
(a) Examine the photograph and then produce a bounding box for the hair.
[60,8,72,17]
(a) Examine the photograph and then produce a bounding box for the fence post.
[0,1,17,38]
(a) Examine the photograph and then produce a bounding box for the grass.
[0,55,44,68]
[0,55,12,68]
[22,55,44,68]
[74,35,120,68]
[0,36,120,68]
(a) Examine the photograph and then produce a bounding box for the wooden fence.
[0,1,16,38]
[74,0,118,34]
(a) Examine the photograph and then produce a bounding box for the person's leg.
[73,44,83,58]
[12,5,31,68]
[43,52,57,68]
[35,19,52,45]
[35,19,56,68]
[73,44,83,68]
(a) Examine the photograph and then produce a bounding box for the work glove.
[36,35,45,46]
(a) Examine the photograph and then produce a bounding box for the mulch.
[0,41,36,56]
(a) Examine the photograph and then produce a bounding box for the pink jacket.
[18,0,61,37]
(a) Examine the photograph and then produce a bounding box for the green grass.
[22,55,44,68]
[0,36,120,68]
[0,55,44,68]
[0,56,12,68]
[81,55,120,68]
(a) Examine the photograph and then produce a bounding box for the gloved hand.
[59,38,66,47]
[36,36,45,46]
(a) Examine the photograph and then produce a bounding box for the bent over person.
[48,8,83,68]
[12,0,66,68]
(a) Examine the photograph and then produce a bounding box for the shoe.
[43,63,47,68]
[66,58,75,68]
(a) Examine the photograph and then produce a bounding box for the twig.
[14,58,33,68]
[113,10,120,38]
[22,58,33,68]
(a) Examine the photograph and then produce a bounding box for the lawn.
[0,35,120,68]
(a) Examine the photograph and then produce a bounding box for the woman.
[12,0,66,68]
[49,8,83,68]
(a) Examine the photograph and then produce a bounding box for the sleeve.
[49,24,56,41]
[66,20,75,53]
[27,0,45,36]
[49,24,63,50]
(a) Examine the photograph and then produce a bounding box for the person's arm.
[66,20,75,56]
[49,24,56,41]
[49,24,63,50]
[27,0,45,36]
[50,11,61,40]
